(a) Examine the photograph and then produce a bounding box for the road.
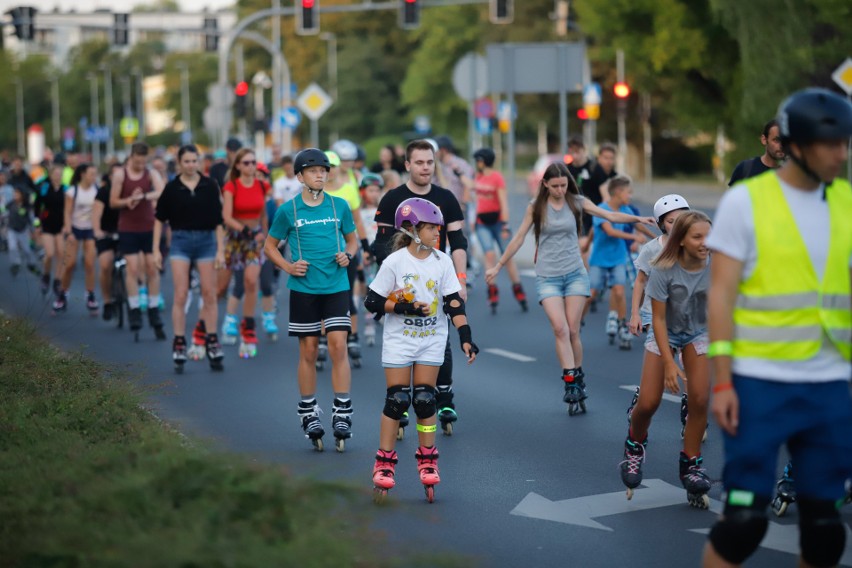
[2,179,850,567]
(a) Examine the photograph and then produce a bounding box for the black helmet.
[473,148,496,167]
[293,148,331,174]
[777,88,852,146]
[356,144,367,163]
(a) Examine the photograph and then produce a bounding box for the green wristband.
[707,340,733,358]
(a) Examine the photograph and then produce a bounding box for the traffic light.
[7,6,37,41]
[489,0,513,24]
[576,108,588,120]
[614,82,630,99]
[235,81,248,119]
[203,17,218,52]
[399,0,420,30]
[296,0,319,36]
[113,13,129,46]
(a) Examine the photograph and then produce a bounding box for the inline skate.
[512,282,528,312]
[205,333,225,371]
[316,335,328,370]
[85,292,99,317]
[771,461,796,517]
[128,307,143,341]
[364,321,376,347]
[372,449,398,504]
[221,313,239,345]
[139,284,148,310]
[397,411,410,440]
[172,336,187,374]
[40,274,50,296]
[617,320,632,350]
[297,400,324,451]
[148,306,166,340]
[620,436,647,500]
[436,385,457,435]
[563,368,587,416]
[626,386,640,425]
[332,398,353,452]
[238,317,258,358]
[680,393,708,442]
[347,333,362,368]
[416,445,440,503]
[262,311,279,342]
[487,284,499,314]
[679,452,711,509]
[606,311,619,345]
[187,320,207,361]
[51,290,67,315]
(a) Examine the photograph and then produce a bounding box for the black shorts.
[118,231,154,255]
[288,289,351,337]
[96,235,119,256]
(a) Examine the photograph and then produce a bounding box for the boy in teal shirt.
[264,148,359,452]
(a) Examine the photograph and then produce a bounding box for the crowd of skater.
[1,86,851,566]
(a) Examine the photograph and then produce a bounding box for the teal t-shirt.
[269,193,355,294]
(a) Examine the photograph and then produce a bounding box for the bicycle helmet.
[395,197,444,229]
[473,148,496,167]
[423,138,439,154]
[293,148,331,175]
[359,172,384,189]
[331,139,358,161]
[653,194,690,225]
[325,150,341,167]
[356,144,367,163]
[777,88,852,146]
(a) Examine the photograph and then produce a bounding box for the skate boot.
[771,461,796,517]
[562,368,587,416]
[606,311,619,345]
[680,393,709,442]
[205,333,225,371]
[172,336,188,374]
[626,386,640,425]
[512,282,529,312]
[487,284,499,314]
[40,274,50,296]
[148,307,166,340]
[617,320,632,350]
[679,452,712,509]
[221,313,239,345]
[187,320,207,361]
[620,436,647,500]
[316,335,328,370]
[364,322,376,347]
[86,292,99,316]
[372,449,398,504]
[331,398,353,452]
[347,333,362,368]
[416,446,440,503]
[397,411,410,441]
[51,290,67,315]
[262,311,279,342]
[297,400,324,451]
[102,302,115,322]
[139,284,148,310]
[436,385,457,436]
[238,317,258,359]
[128,307,143,333]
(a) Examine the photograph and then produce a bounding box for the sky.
[8,0,235,13]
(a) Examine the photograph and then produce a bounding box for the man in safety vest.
[703,88,852,567]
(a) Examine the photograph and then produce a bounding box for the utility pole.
[320,32,338,146]
[15,77,25,157]
[88,73,101,166]
[51,76,60,148]
[133,67,144,140]
[236,44,247,143]
[616,49,627,174]
[102,65,115,158]
[179,63,191,144]
[271,0,282,150]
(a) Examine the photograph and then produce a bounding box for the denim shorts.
[382,360,443,368]
[475,222,506,255]
[170,230,217,263]
[644,329,708,356]
[535,267,591,302]
[71,227,95,241]
[589,263,629,292]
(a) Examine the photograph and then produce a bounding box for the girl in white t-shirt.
[57,163,100,314]
[364,198,478,504]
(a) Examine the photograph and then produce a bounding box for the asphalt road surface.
[2,182,850,567]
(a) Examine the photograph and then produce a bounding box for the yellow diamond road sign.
[832,58,852,96]
[297,83,333,121]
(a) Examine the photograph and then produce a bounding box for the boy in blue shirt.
[264,148,359,452]
[586,175,652,349]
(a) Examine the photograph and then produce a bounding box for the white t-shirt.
[273,175,302,204]
[369,247,462,366]
[635,236,664,319]
[707,178,850,382]
[68,184,98,230]
[360,206,378,243]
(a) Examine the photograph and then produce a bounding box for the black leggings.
[231,260,276,299]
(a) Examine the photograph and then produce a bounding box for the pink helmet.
[394,197,444,230]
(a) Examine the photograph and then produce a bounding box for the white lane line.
[484,348,536,362]
[619,384,681,404]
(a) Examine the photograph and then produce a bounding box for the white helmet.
[330,139,358,161]
[423,138,439,154]
[653,194,690,225]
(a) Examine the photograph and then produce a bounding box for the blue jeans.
[475,221,506,255]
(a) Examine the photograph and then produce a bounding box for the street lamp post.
[88,73,101,166]
[320,32,338,146]
[178,63,191,144]
[15,77,25,157]
[132,67,144,140]
[51,76,60,148]
[102,65,115,158]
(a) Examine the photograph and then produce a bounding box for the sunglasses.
[241,160,257,166]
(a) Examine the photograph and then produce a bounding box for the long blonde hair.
[651,211,712,269]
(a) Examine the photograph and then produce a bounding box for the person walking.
[727,119,785,187]
[57,163,100,315]
[33,163,66,296]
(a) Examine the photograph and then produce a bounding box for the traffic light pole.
[616,48,626,174]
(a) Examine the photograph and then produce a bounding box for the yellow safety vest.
[328,170,361,211]
[733,171,852,361]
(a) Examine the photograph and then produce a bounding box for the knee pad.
[799,498,846,568]
[412,385,437,419]
[708,494,770,565]
[382,386,410,420]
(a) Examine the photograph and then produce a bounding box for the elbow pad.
[447,229,468,252]
[364,289,388,316]
[372,225,394,266]
[443,292,466,318]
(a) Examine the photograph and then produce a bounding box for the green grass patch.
[0,317,412,567]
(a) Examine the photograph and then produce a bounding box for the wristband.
[458,324,473,345]
[707,340,733,358]
[712,382,734,394]
[456,272,467,280]
[394,302,419,316]
[360,238,370,253]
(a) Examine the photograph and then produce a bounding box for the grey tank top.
[535,195,585,277]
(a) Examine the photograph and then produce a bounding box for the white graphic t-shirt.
[369,247,462,365]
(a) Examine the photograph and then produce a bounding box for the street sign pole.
[311,118,319,148]
[831,58,852,182]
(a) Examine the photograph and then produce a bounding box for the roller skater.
[562,368,587,416]
[617,320,632,350]
[512,282,528,312]
[262,311,279,341]
[297,400,325,451]
[205,333,224,371]
[347,332,362,369]
[315,334,328,370]
[771,461,796,517]
[172,336,187,374]
[332,397,353,452]
[396,411,410,440]
[238,317,258,358]
[487,284,499,314]
[364,196,478,504]
[221,313,239,345]
[148,306,166,340]
[679,451,711,509]
[620,436,646,499]
[187,320,207,361]
[372,449,398,503]
[437,398,458,436]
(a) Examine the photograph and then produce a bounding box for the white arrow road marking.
[620,384,681,404]
[689,523,852,566]
[484,348,536,363]
[510,478,711,532]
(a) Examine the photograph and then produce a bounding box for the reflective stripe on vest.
[733,172,852,361]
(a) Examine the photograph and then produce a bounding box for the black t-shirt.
[728,156,772,187]
[34,181,66,233]
[580,164,616,234]
[155,174,223,231]
[373,183,465,265]
[567,160,594,191]
[96,184,120,234]
[209,162,229,190]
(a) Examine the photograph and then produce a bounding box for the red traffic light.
[302,0,315,7]
[614,82,630,99]
[235,81,249,97]
[576,108,589,120]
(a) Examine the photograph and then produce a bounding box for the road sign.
[583,83,602,105]
[281,106,301,129]
[119,117,139,139]
[84,126,110,143]
[297,83,333,121]
[475,117,492,135]
[832,58,852,95]
[497,101,517,121]
[207,84,235,107]
[203,105,232,133]
[474,97,495,119]
[585,104,600,121]
[452,52,488,102]
[414,115,431,135]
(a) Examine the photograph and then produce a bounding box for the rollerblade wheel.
[521,301,528,312]
[335,438,345,453]
[134,331,139,343]
[580,400,586,414]
[771,496,788,517]
[174,363,184,374]
[210,361,224,371]
[397,426,405,441]
[312,438,324,452]
[315,360,324,371]
[442,422,453,436]
[352,358,361,369]
[609,335,615,345]
[373,488,388,504]
[424,485,435,503]
[626,487,634,500]
[688,493,710,509]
